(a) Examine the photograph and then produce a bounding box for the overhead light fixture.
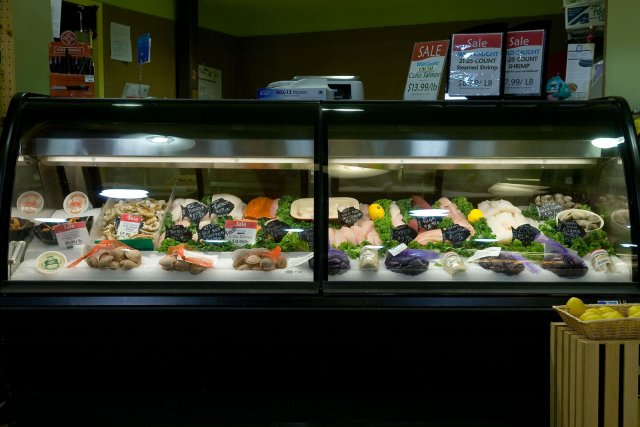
[321,108,364,112]
[146,135,175,144]
[112,103,143,107]
[100,189,149,199]
[591,137,624,149]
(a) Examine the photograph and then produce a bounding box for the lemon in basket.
[566,297,586,317]
[602,311,624,319]
[598,306,615,314]
[628,305,640,317]
[581,313,603,321]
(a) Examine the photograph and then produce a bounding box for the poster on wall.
[504,29,546,96]
[403,40,449,101]
[49,30,95,98]
[448,32,503,97]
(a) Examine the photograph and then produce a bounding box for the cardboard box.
[565,1,606,31]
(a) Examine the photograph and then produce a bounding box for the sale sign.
[53,221,90,248]
[403,40,449,100]
[225,219,258,246]
[448,33,503,97]
[504,30,545,96]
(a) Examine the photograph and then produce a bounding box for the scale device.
[258,76,364,100]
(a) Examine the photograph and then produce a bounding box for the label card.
[210,198,235,217]
[391,224,418,244]
[537,202,564,220]
[565,43,595,100]
[182,202,208,224]
[116,213,142,238]
[165,224,193,243]
[442,224,471,247]
[53,221,90,248]
[448,33,503,97]
[403,40,449,100]
[557,220,586,245]
[417,216,440,231]
[225,220,258,246]
[338,207,363,227]
[199,223,226,242]
[504,30,545,96]
[467,247,501,263]
[511,224,540,246]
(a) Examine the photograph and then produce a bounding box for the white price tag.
[504,30,545,96]
[403,40,449,101]
[116,213,142,238]
[448,33,503,97]
[53,221,90,248]
[467,247,501,263]
[225,219,258,245]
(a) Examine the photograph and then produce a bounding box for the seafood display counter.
[1,95,320,294]
[1,94,639,301]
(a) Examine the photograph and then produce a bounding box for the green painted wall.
[605,0,640,112]
[198,0,564,36]
[101,0,174,20]
[13,0,51,95]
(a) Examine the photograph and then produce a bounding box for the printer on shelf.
[257,76,364,100]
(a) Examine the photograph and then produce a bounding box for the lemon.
[597,306,615,314]
[467,209,483,223]
[602,311,624,319]
[566,297,586,317]
[584,307,601,315]
[627,305,640,317]
[582,314,603,321]
[368,203,384,221]
[628,311,640,318]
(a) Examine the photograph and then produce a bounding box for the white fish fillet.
[211,193,247,220]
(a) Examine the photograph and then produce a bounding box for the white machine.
[260,75,364,100]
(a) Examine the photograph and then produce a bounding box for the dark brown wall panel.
[197,28,240,99]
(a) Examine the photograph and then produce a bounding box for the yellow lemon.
[602,311,623,319]
[566,297,586,317]
[597,306,615,314]
[368,203,384,221]
[581,314,603,321]
[467,209,483,223]
[628,311,640,318]
[584,307,601,315]
[627,305,640,317]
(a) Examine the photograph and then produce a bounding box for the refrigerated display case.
[1,94,639,302]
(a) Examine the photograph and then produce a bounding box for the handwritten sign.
[504,30,545,96]
[52,221,90,248]
[165,224,192,243]
[448,33,503,97]
[442,224,471,247]
[404,40,449,100]
[417,216,440,231]
[225,219,258,246]
[198,223,225,242]
[182,202,208,223]
[391,224,418,244]
[263,220,290,242]
[512,224,540,246]
[537,202,564,220]
[116,213,142,238]
[210,198,235,217]
[557,220,585,245]
[338,207,363,227]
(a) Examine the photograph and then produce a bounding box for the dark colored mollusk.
[479,253,525,276]
[384,249,430,276]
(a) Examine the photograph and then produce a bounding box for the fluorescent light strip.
[330,158,599,165]
[42,156,313,164]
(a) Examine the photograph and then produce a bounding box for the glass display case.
[1,94,639,300]
[1,94,320,293]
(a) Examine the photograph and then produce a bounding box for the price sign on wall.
[504,30,545,96]
[403,40,449,100]
[448,33,503,97]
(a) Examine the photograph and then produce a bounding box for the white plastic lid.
[64,191,91,216]
[35,251,67,275]
[16,191,44,215]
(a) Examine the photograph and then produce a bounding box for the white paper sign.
[448,33,503,97]
[110,22,132,62]
[504,30,546,96]
[53,221,90,248]
[51,0,62,39]
[403,40,449,100]
[565,43,595,100]
[225,220,258,246]
[116,213,142,238]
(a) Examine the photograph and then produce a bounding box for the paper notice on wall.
[403,40,449,100]
[565,43,595,100]
[198,64,222,100]
[504,30,545,96]
[110,22,132,62]
[448,33,503,97]
[51,0,62,39]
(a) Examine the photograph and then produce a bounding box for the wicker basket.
[553,304,640,340]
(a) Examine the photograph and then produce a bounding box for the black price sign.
[338,207,363,227]
[391,224,418,244]
[417,216,440,231]
[182,202,208,223]
[199,223,225,241]
[537,202,564,220]
[165,224,193,243]
[210,198,235,217]
[512,224,540,246]
[442,224,471,247]
[263,220,290,242]
[556,220,585,245]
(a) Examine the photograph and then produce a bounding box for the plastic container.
[64,191,92,216]
[35,251,67,275]
[16,191,44,215]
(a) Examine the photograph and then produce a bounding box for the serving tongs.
[8,240,27,277]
